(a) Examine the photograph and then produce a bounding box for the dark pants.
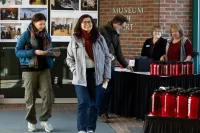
[97,69,115,116]
[75,68,101,132]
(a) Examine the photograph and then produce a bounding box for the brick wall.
[159,0,192,40]
[99,0,193,58]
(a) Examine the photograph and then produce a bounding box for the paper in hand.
[46,48,60,52]
[45,48,60,56]
[102,82,108,89]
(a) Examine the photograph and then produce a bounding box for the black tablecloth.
[109,71,200,120]
[143,115,200,133]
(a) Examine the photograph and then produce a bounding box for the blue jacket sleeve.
[15,32,35,58]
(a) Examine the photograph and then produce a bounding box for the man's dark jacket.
[100,21,128,68]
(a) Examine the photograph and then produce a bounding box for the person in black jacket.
[97,14,133,120]
[141,25,167,61]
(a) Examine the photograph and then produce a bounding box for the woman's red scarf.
[81,29,94,61]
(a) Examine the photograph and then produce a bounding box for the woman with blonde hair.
[160,23,193,61]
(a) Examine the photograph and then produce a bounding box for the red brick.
[160,4,171,7]
[165,0,176,3]
[165,8,176,11]
[170,4,183,7]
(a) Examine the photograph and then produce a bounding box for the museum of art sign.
[112,7,144,30]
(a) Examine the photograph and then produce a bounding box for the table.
[143,115,200,133]
[109,68,200,120]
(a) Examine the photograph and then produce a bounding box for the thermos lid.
[165,90,174,94]
[177,90,189,95]
[184,61,192,63]
[195,90,200,93]
[193,87,200,90]
[153,89,163,93]
[168,61,176,64]
[166,88,180,94]
[182,62,187,64]
[185,88,196,93]
[166,89,176,94]
[189,91,200,96]
[159,61,165,64]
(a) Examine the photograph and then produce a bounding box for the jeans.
[97,69,115,116]
[75,68,102,132]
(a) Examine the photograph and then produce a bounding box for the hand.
[103,78,109,83]
[160,55,165,61]
[53,52,60,57]
[184,58,191,62]
[184,56,192,62]
[35,50,48,55]
[127,65,133,72]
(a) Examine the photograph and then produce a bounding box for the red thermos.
[175,62,182,76]
[186,61,193,75]
[169,61,176,76]
[182,62,187,75]
[172,63,176,76]
[192,62,194,75]
[151,89,162,116]
[159,61,164,76]
[161,90,166,116]
[156,62,161,76]
[176,90,188,118]
[164,90,177,117]
[188,91,200,119]
[163,62,169,76]
[150,61,156,75]
[169,62,173,76]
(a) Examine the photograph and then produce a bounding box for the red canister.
[164,90,177,117]
[151,89,162,116]
[156,62,161,76]
[188,91,200,119]
[169,61,176,76]
[186,61,193,75]
[150,61,156,75]
[176,90,188,118]
[163,62,169,76]
[182,62,187,75]
[175,62,182,76]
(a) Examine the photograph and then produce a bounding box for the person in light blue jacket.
[15,13,60,132]
[66,14,111,133]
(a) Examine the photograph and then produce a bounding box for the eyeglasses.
[82,21,92,25]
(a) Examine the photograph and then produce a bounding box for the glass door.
[0,0,76,103]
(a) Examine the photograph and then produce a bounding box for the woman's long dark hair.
[74,14,99,43]
[31,13,47,32]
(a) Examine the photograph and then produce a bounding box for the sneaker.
[100,113,110,119]
[28,122,37,132]
[78,131,86,133]
[88,131,95,133]
[40,121,53,132]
